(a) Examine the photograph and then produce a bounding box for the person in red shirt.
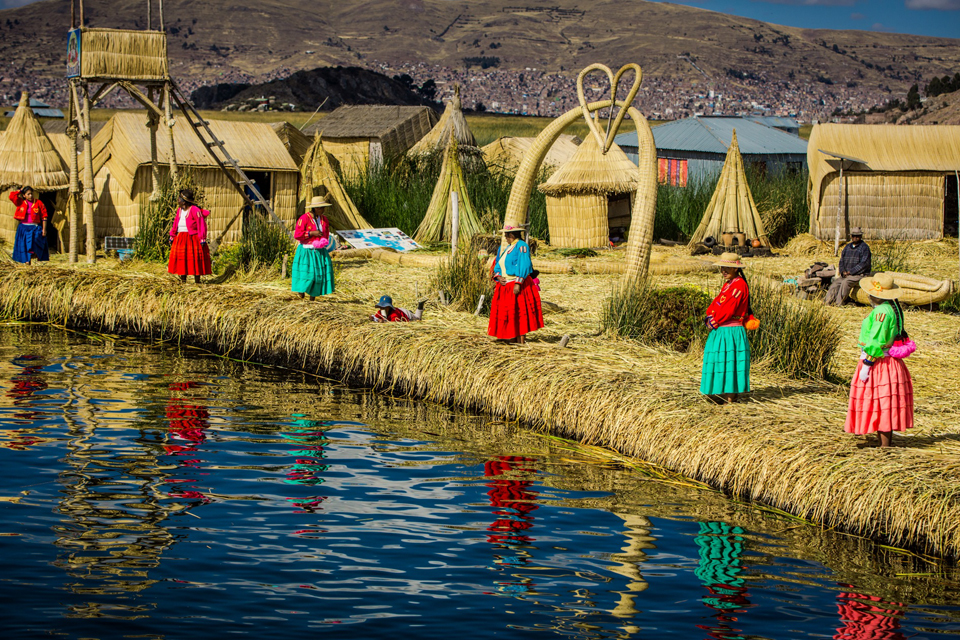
[9,186,49,264]
[370,295,425,322]
[701,253,756,403]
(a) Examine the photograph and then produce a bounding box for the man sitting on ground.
[825,227,872,306]
[370,295,425,322]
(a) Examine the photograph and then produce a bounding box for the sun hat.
[713,252,747,269]
[861,273,902,300]
[497,223,527,235]
[375,295,394,308]
[850,227,864,236]
[308,195,333,209]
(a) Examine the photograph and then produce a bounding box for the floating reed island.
[1,250,958,560]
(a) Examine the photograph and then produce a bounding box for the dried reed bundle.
[80,28,169,80]
[1,263,958,558]
[783,233,831,257]
[414,138,483,244]
[299,134,371,230]
[538,135,638,197]
[408,85,482,164]
[0,92,68,191]
[687,130,769,248]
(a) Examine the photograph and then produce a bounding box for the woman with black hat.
[168,189,211,284]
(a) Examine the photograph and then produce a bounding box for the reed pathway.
[0,249,958,559]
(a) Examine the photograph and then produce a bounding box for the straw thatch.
[808,124,960,241]
[408,85,481,162]
[687,130,769,248]
[79,28,169,81]
[0,92,69,191]
[414,138,483,244]
[482,134,581,178]
[90,113,299,243]
[299,133,370,231]
[538,135,639,197]
[270,121,313,167]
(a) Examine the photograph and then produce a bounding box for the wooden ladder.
[168,80,294,245]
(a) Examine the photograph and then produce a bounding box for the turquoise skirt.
[291,245,334,297]
[700,326,751,395]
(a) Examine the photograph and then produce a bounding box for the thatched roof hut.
[414,139,483,244]
[688,130,769,248]
[808,123,960,241]
[0,92,69,191]
[300,134,371,231]
[270,121,314,167]
[303,105,438,178]
[89,113,299,244]
[408,85,480,163]
[482,134,581,178]
[537,136,639,248]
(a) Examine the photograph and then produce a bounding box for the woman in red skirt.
[488,224,543,344]
[845,273,915,448]
[168,189,212,284]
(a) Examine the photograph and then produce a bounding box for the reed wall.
[323,139,370,180]
[545,193,609,248]
[79,28,169,81]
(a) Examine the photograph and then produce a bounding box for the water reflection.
[607,513,654,625]
[834,589,907,640]
[281,417,330,513]
[1,354,49,450]
[485,456,540,597]
[164,381,211,504]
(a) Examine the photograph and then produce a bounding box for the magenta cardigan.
[169,206,210,242]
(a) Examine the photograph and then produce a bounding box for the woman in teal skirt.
[701,253,755,403]
[291,195,336,300]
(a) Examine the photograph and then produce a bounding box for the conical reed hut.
[271,121,314,167]
[0,91,70,249]
[687,130,769,249]
[299,133,371,231]
[537,135,639,248]
[482,134,581,178]
[408,85,482,166]
[414,138,483,244]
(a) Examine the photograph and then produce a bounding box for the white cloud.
[905,0,960,9]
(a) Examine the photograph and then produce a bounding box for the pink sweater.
[169,206,210,242]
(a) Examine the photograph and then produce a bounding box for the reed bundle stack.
[0,92,69,192]
[414,138,483,244]
[808,123,960,242]
[481,134,580,178]
[687,130,769,249]
[408,85,482,167]
[538,135,639,248]
[1,263,958,559]
[299,133,370,231]
[78,28,169,81]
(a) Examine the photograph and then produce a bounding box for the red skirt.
[488,280,544,340]
[845,356,914,434]
[168,232,212,276]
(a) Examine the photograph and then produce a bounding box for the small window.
[658,158,688,187]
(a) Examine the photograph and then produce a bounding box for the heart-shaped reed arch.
[503,62,658,285]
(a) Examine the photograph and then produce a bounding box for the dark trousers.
[825,274,864,306]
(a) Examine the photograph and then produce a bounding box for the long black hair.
[733,267,755,318]
[890,298,908,340]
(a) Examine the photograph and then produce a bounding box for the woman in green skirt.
[292,195,336,300]
[701,253,755,403]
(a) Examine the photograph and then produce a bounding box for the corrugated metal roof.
[5,108,64,118]
[614,117,807,155]
[744,116,800,131]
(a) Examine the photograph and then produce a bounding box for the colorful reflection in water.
[0,325,958,639]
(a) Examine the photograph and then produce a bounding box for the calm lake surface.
[0,324,958,639]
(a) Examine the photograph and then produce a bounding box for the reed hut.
[414,139,482,244]
[0,92,70,248]
[482,134,581,178]
[407,85,481,166]
[89,112,299,244]
[303,105,438,179]
[270,121,314,167]
[687,130,769,248]
[299,133,371,231]
[808,123,960,241]
[537,136,639,248]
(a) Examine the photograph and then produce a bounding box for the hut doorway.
[945,173,959,238]
[38,191,59,252]
[243,171,272,224]
[608,194,632,244]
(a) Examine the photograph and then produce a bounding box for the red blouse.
[706,277,749,327]
[294,212,329,245]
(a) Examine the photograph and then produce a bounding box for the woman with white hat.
[291,195,336,301]
[701,252,755,403]
[488,224,543,344]
[845,272,915,447]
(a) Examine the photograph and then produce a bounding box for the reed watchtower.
[65,0,284,263]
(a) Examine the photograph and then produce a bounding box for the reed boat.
[853,272,954,306]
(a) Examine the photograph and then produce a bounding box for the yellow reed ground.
[2,241,959,558]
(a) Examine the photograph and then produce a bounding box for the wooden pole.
[78,0,84,27]
[834,163,844,257]
[159,0,164,31]
[147,0,152,31]
[450,189,459,255]
[164,83,178,181]
[956,170,959,283]
[80,83,96,263]
[147,87,161,201]
[67,82,80,264]
[71,0,76,30]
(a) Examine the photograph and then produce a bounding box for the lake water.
[0,324,958,639]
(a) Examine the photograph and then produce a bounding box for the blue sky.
[0,0,956,38]
[656,0,960,38]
